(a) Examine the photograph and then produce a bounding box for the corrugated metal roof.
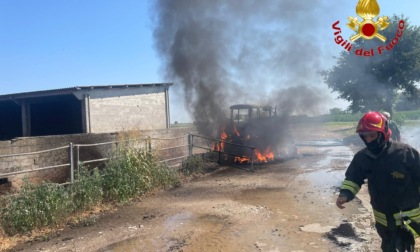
[0,83,173,101]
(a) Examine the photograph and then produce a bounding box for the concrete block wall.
[148,129,193,166]
[0,133,118,188]
[90,93,167,133]
[0,127,196,189]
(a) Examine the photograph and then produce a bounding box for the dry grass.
[0,204,117,251]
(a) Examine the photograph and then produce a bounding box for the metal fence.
[0,133,256,188]
[189,134,255,171]
[0,146,71,177]
[0,135,191,184]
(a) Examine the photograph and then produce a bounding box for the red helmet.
[356,111,391,141]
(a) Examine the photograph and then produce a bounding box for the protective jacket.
[340,140,420,228]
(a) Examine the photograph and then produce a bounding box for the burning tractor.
[212,104,297,166]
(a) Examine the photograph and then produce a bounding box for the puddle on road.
[295,139,343,147]
[163,211,192,232]
[234,187,288,211]
[100,213,236,252]
[300,143,354,171]
[300,143,357,196]
[304,169,343,189]
[296,143,357,204]
[98,212,197,252]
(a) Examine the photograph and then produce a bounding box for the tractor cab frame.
[229,104,275,124]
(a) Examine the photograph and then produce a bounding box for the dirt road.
[10,124,382,252]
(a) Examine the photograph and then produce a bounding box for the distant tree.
[322,15,420,114]
[395,90,420,111]
[329,107,347,115]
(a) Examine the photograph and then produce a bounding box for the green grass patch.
[322,121,357,128]
[0,147,180,236]
[402,120,420,126]
[328,113,363,122]
[71,167,103,211]
[0,181,72,235]
[180,156,205,176]
[170,123,194,128]
[102,148,180,202]
[395,110,420,120]
[306,110,420,124]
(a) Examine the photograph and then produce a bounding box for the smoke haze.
[152,0,340,135]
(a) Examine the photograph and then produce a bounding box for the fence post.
[188,134,193,156]
[76,145,80,173]
[250,147,254,170]
[69,142,74,183]
[148,136,152,151]
[218,140,221,164]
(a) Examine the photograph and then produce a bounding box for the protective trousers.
[375,222,415,252]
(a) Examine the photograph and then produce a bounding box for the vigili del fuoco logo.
[332,0,405,57]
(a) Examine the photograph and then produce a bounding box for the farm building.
[0,83,192,189]
[0,83,172,140]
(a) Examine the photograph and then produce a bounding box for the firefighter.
[336,111,420,252]
[383,111,401,142]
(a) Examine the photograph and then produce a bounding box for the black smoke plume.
[152,0,336,137]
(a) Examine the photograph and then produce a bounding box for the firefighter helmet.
[356,111,390,142]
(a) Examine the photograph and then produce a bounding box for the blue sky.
[1,1,419,122]
[0,1,160,91]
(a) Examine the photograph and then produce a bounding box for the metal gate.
[188,134,255,172]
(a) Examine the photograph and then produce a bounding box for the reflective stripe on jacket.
[373,208,420,227]
[373,208,420,238]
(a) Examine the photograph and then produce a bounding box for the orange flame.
[221,130,228,139]
[233,125,240,136]
[255,147,274,163]
[214,126,275,164]
[213,129,228,151]
[233,147,275,164]
[234,156,251,163]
